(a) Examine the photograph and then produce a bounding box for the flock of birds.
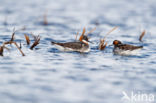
[0,26,145,56]
[51,27,144,55]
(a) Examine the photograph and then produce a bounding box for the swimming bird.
[51,28,91,52]
[113,40,143,55]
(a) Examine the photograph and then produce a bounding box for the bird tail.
[137,46,143,49]
[51,41,56,45]
[139,46,143,48]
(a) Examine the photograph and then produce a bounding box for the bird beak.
[108,44,113,46]
[87,37,94,44]
[88,40,94,44]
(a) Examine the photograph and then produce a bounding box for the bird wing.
[52,42,83,49]
[119,44,143,50]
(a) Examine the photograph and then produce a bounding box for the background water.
[0,0,156,103]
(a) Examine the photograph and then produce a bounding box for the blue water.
[0,0,156,103]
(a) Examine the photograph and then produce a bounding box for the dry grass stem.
[86,27,96,35]
[30,32,37,40]
[19,41,22,49]
[103,26,118,40]
[10,28,16,41]
[43,12,48,25]
[82,27,86,36]
[98,26,117,50]
[24,34,30,45]
[0,46,4,56]
[3,41,25,56]
[30,35,40,50]
[75,30,80,41]
[139,30,146,42]
[13,42,25,56]
[99,39,107,50]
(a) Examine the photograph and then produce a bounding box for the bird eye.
[113,41,118,45]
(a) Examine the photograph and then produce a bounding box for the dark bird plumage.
[113,40,143,51]
[51,41,89,50]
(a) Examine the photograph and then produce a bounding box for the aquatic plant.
[30,35,40,50]
[139,30,146,42]
[75,27,96,41]
[24,34,30,45]
[99,26,118,50]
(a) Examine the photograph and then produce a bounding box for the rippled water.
[0,0,156,103]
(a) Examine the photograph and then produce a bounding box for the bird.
[113,40,143,55]
[51,28,91,53]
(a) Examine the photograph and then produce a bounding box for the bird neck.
[81,40,89,45]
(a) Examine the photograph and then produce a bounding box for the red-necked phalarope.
[113,40,143,55]
[51,29,91,53]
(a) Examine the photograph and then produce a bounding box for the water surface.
[0,0,156,103]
